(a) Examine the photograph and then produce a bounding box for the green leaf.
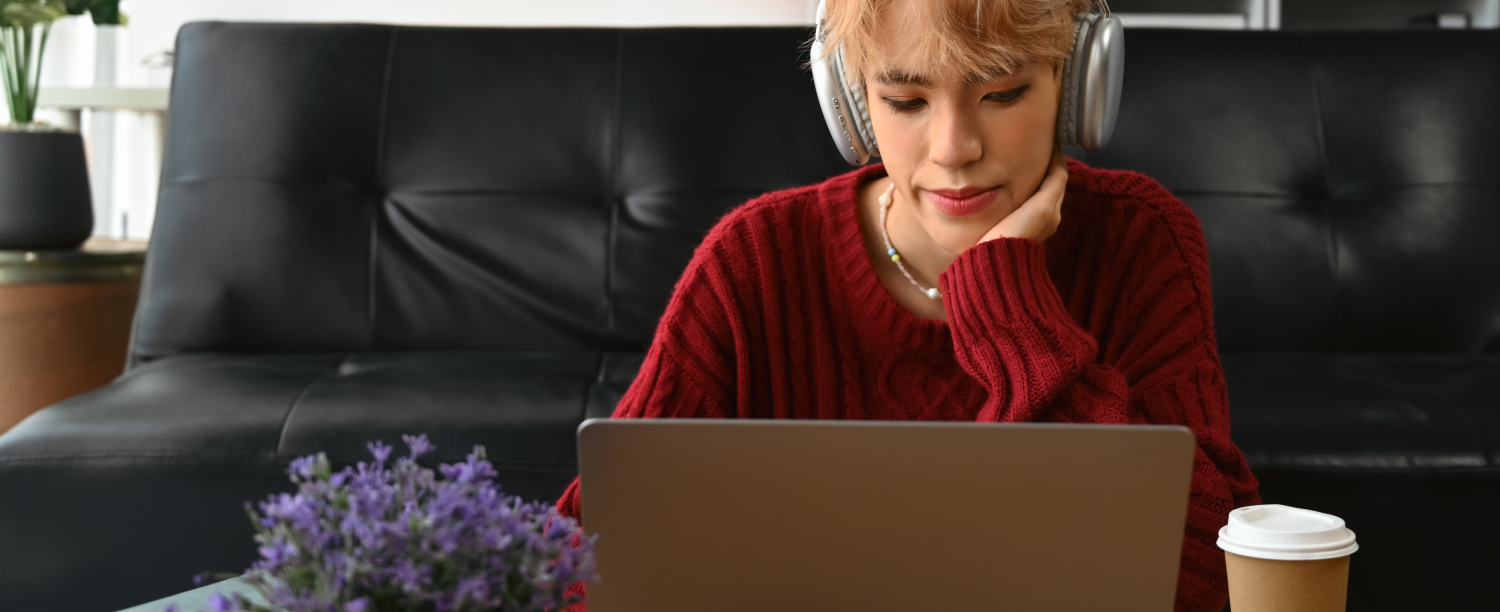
[286,565,319,591]
[2,3,65,28]
[314,452,332,480]
[54,0,124,25]
[86,0,123,25]
[433,560,458,590]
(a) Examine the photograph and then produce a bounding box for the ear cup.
[1056,15,1090,148]
[1058,7,1125,152]
[812,0,879,165]
[834,47,880,160]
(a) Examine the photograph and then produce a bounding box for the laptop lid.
[577,419,1195,612]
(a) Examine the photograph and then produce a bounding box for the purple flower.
[285,452,333,483]
[367,440,393,465]
[205,591,234,612]
[391,558,426,593]
[439,454,499,484]
[454,575,490,604]
[402,434,434,459]
[220,434,595,612]
[256,539,298,570]
[287,455,317,480]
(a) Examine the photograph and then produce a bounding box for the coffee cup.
[1216,504,1358,612]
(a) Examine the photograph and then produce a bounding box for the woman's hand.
[979,146,1068,244]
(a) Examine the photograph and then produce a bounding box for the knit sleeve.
[939,203,1259,612]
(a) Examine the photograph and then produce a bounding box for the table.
[0,237,145,434]
[118,576,263,612]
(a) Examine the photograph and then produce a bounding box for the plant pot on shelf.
[0,130,93,250]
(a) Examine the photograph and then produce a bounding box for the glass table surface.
[117,577,264,612]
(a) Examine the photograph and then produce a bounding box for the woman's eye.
[984,86,1030,105]
[883,98,927,113]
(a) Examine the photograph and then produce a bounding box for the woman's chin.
[931,215,1021,253]
[926,228,998,257]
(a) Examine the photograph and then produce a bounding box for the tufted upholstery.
[0,24,1496,612]
[1074,30,1500,354]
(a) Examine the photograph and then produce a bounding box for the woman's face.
[865,48,1060,254]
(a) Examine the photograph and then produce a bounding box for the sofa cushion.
[0,353,337,459]
[277,351,597,467]
[1,351,605,470]
[132,25,854,365]
[1224,353,1500,471]
[1074,30,1500,354]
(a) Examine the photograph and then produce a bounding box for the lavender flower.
[192,434,596,612]
[206,592,234,612]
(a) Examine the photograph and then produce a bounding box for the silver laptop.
[577,419,1195,612]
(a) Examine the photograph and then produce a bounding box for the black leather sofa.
[1,24,1496,612]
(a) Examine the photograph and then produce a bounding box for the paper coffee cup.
[1217,505,1357,612]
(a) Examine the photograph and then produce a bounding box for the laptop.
[577,419,1195,612]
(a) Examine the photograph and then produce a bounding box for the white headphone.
[810,0,1125,165]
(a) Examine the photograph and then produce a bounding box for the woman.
[560,0,1260,609]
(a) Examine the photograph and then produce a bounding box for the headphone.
[810,0,1125,165]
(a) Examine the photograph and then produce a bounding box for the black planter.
[0,131,94,250]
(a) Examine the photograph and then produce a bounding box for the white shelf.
[1116,12,1253,29]
[37,87,169,111]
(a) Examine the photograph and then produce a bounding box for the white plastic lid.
[1217,504,1359,561]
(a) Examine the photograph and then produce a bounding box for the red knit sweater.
[558,160,1260,612]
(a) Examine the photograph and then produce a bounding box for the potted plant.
[0,0,124,250]
[173,435,599,612]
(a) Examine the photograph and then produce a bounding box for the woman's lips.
[924,186,1000,217]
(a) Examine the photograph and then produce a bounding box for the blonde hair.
[819,0,1094,84]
